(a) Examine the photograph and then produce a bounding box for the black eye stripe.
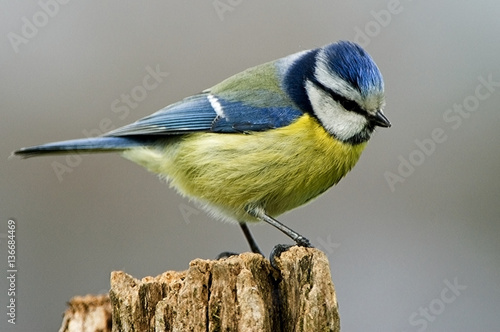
[309,77,366,116]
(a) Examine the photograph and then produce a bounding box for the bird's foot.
[269,239,314,269]
[294,235,312,248]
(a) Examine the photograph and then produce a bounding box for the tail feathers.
[13,136,154,158]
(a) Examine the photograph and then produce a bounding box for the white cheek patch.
[207,94,225,118]
[306,81,367,141]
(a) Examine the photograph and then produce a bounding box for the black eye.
[339,99,358,112]
[326,89,363,115]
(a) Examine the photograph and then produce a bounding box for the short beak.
[373,110,391,128]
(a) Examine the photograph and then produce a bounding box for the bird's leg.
[215,222,264,259]
[246,206,312,248]
[239,222,264,256]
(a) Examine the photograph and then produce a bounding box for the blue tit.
[14,40,390,255]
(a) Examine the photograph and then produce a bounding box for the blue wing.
[15,59,306,158]
[14,91,304,158]
[105,94,216,136]
[105,92,303,137]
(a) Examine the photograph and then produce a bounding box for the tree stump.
[59,246,340,332]
[58,294,112,332]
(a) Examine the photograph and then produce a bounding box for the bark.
[59,246,340,332]
[58,294,112,332]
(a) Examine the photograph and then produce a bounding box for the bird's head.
[281,41,390,144]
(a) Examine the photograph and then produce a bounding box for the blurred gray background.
[1,1,499,331]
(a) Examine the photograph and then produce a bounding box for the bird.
[14,40,390,256]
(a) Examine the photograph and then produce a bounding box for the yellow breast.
[123,114,367,222]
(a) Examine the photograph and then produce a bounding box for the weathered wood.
[60,247,340,332]
[275,247,340,331]
[58,294,111,332]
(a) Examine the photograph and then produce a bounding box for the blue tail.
[14,136,154,158]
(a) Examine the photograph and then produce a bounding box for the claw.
[269,244,294,269]
[215,251,239,260]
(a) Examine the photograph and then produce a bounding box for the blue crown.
[322,41,384,96]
